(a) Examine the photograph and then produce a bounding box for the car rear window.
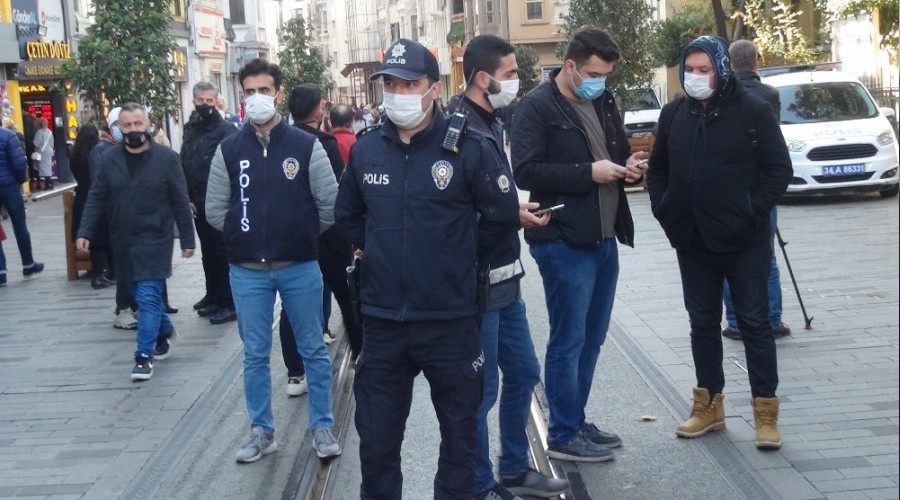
[778,82,878,124]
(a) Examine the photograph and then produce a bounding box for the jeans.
[230,262,334,433]
[356,316,482,500]
[131,280,173,359]
[676,241,778,398]
[723,208,781,328]
[195,216,233,309]
[529,239,619,446]
[0,182,35,268]
[475,297,541,494]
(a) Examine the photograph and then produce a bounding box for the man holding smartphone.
[511,26,647,462]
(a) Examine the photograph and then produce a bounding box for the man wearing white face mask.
[451,35,568,500]
[335,38,520,500]
[512,26,646,463]
[205,58,342,463]
[646,35,792,450]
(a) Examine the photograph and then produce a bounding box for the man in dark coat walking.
[77,103,195,382]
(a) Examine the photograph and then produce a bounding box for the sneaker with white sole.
[131,357,153,381]
[323,329,336,345]
[286,376,308,397]
[236,426,277,463]
[153,328,178,360]
[114,309,138,330]
[312,428,342,458]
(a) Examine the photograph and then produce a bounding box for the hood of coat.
[678,35,733,102]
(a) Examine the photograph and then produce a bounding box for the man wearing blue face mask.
[335,38,520,500]
[511,26,648,463]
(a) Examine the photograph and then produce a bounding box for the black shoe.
[722,327,743,340]
[23,262,44,277]
[193,295,213,310]
[131,357,153,381]
[165,303,178,314]
[500,468,569,498]
[474,484,523,500]
[0,273,6,287]
[546,433,614,462]
[580,422,622,448]
[91,276,114,289]
[197,303,218,317]
[772,323,791,338]
[153,328,177,360]
[209,308,237,325]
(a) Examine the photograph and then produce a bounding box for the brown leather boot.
[753,396,782,449]
[676,387,726,438]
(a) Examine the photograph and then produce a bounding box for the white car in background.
[621,89,662,139]
[762,69,899,197]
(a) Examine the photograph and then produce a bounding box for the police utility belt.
[478,259,525,311]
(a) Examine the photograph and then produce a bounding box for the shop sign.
[25,40,71,59]
[18,59,64,79]
[19,84,48,93]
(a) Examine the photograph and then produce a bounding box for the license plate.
[631,131,652,138]
[821,164,866,176]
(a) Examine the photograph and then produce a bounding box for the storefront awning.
[341,61,380,78]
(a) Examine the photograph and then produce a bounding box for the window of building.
[485,0,494,24]
[526,0,542,21]
[390,22,400,43]
[411,15,419,40]
[169,0,186,19]
[452,0,464,15]
[230,0,246,24]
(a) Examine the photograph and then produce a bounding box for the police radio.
[442,112,468,153]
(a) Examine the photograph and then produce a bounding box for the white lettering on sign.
[363,173,390,185]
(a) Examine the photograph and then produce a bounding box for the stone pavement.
[0,190,898,499]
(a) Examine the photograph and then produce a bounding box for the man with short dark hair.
[512,26,647,462]
[457,34,568,500]
[76,103,195,382]
[181,81,237,325]
[205,58,341,463]
[336,39,520,499]
[329,103,356,164]
[721,39,790,341]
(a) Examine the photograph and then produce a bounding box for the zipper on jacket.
[400,151,409,321]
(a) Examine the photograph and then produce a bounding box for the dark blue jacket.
[512,68,636,248]
[206,119,337,264]
[335,107,521,322]
[0,128,27,187]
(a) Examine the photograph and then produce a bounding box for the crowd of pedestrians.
[0,27,795,500]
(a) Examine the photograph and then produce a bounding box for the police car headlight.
[877,130,895,146]
[786,139,806,153]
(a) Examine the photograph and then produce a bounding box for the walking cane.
[775,228,813,330]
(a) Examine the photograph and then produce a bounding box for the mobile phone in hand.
[531,204,565,216]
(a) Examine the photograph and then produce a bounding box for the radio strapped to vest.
[442,111,468,154]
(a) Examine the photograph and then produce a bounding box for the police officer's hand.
[182,248,195,258]
[189,202,197,219]
[591,159,628,184]
[76,237,90,253]
[519,202,550,229]
[624,152,650,184]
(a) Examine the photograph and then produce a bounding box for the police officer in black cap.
[335,39,521,499]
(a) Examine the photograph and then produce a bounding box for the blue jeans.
[131,280,173,359]
[723,208,781,329]
[230,262,334,433]
[475,298,541,493]
[0,182,35,269]
[529,239,619,446]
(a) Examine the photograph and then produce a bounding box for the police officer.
[335,39,520,500]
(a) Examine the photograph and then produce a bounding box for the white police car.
[762,69,899,197]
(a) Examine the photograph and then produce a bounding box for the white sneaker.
[286,376,308,397]
[323,329,336,345]
[113,310,138,330]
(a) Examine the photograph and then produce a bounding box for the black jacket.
[77,142,195,281]
[180,113,236,214]
[646,80,792,253]
[734,70,780,120]
[511,68,636,248]
[454,94,524,311]
[335,107,521,322]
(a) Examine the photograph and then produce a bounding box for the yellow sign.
[19,84,48,93]
[25,41,72,60]
[66,97,79,140]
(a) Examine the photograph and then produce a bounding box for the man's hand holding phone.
[625,153,650,184]
[520,202,555,228]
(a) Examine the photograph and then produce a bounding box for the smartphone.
[531,204,565,216]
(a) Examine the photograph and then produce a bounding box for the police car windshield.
[778,82,878,124]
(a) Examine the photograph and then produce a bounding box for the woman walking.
[33,118,54,190]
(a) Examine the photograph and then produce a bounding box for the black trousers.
[356,316,483,500]
[279,240,364,375]
[676,240,778,398]
[195,215,233,309]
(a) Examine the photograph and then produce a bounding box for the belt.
[488,259,524,285]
